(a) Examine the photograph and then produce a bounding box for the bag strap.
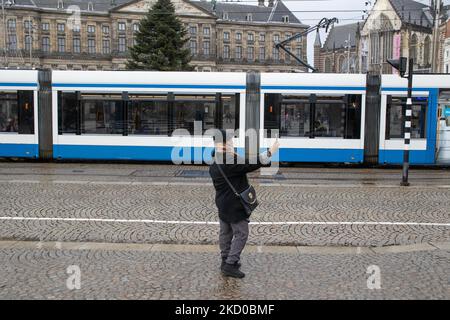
[216,163,240,197]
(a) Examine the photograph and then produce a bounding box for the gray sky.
[221,0,450,68]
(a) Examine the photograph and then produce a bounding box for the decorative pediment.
[113,0,215,18]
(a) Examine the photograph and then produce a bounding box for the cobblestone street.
[0,162,449,299]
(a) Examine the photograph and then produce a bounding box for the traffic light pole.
[401,58,414,187]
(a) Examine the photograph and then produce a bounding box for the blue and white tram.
[52,71,246,161]
[379,74,449,165]
[0,70,39,158]
[260,73,366,163]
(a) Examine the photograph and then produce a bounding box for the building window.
[296,47,302,59]
[189,40,197,55]
[282,16,289,23]
[223,31,230,41]
[247,46,254,61]
[324,57,332,72]
[24,20,31,31]
[236,32,242,42]
[222,12,229,20]
[24,35,32,51]
[118,37,127,52]
[203,41,210,56]
[409,34,417,62]
[118,22,126,32]
[273,47,279,61]
[73,38,81,53]
[133,23,139,33]
[42,37,50,52]
[0,91,34,134]
[103,25,110,34]
[386,96,427,139]
[103,39,110,54]
[189,26,197,35]
[223,45,230,59]
[57,23,65,33]
[236,46,242,59]
[247,33,254,43]
[7,19,16,31]
[58,37,65,52]
[264,94,362,139]
[245,14,252,21]
[273,34,280,43]
[285,46,291,62]
[7,34,17,51]
[72,24,80,33]
[259,33,265,42]
[88,39,96,54]
[203,26,210,37]
[87,25,96,34]
[259,46,265,61]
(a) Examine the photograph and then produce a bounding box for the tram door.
[437,90,450,164]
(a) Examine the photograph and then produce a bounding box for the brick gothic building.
[0,0,309,72]
[314,23,360,73]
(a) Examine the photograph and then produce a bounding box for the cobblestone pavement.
[0,163,449,247]
[0,241,448,300]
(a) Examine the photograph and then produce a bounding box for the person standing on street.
[209,129,280,278]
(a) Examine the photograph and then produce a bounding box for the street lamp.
[388,57,413,186]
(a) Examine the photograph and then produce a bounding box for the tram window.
[221,94,239,132]
[0,91,34,134]
[80,94,124,135]
[128,95,168,135]
[264,93,361,139]
[172,94,239,135]
[59,92,78,134]
[386,96,427,139]
[173,95,216,135]
[280,95,310,137]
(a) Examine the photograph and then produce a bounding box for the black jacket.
[209,152,270,223]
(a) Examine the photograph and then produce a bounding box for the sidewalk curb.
[0,241,448,255]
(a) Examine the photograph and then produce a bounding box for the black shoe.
[221,263,245,279]
[221,259,241,269]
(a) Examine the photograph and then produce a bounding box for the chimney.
[258,0,265,6]
[268,0,274,7]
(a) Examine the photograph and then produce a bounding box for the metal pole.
[432,0,441,73]
[401,58,413,186]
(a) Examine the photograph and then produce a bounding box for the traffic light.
[387,57,408,77]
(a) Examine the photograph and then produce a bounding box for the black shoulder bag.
[216,164,258,217]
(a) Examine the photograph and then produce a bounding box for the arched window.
[424,36,431,66]
[409,34,418,61]
[324,57,332,73]
[338,55,345,73]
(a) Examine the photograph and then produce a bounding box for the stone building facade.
[314,23,360,73]
[315,0,440,74]
[0,0,309,72]
[359,0,434,74]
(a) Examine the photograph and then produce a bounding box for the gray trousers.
[219,218,249,265]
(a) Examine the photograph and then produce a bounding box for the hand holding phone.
[269,137,280,156]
